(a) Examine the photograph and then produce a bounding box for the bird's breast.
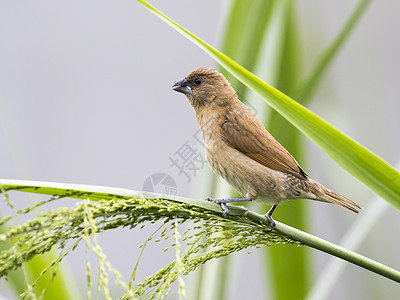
[205,141,306,204]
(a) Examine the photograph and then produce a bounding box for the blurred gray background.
[1,0,400,299]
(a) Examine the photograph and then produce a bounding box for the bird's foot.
[206,197,251,216]
[206,196,249,204]
[205,197,226,204]
[206,197,230,216]
[264,213,276,230]
[264,204,278,230]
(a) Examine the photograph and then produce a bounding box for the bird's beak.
[172,78,192,95]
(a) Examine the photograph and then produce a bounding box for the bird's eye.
[194,77,203,86]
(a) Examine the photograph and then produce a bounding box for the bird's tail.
[311,181,361,213]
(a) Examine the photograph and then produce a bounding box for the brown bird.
[172,67,361,228]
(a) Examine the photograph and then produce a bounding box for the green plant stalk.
[273,218,400,283]
[1,179,400,284]
[136,0,400,211]
[305,195,391,300]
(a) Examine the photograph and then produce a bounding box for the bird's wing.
[220,108,308,179]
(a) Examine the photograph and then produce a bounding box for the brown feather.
[323,189,361,213]
[311,183,361,213]
[220,104,308,179]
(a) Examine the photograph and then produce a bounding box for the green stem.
[244,210,400,284]
[1,179,399,284]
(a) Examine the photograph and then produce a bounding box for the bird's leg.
[206,197,250,203]
[206,197,251,216]
[265,204,278,229]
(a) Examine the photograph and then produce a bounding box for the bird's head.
[172,68,237,110]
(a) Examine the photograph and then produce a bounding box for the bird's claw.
[206,197,225,204]
[220,203,230,216]
[206,197,230,216]
[265,213,276,230]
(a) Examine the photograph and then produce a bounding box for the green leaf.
[136,0,400,210]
